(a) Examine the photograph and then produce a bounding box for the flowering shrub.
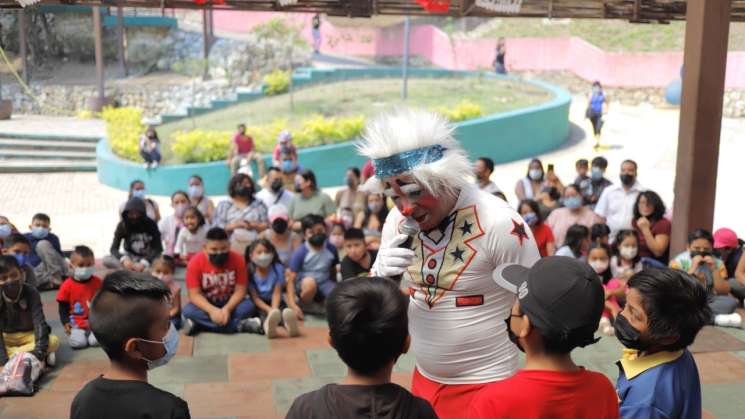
[101,107,143,161]
[434,100,483,122]
[263,70,291,95]
[171,130,232,163]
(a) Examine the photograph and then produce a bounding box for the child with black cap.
[614,268,710,418]
[468,256,619,419]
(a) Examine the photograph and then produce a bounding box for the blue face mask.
[132,189,146,199]
[0,224,11,238]
[523,212,538,226]
[13,253,27,266]
[282,160,294,173]
[591,167,603,180]
[31,227,49,239]
[563,196,583,210]
[138,323,180,370]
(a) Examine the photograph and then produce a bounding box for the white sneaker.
[46,352,56,367]
[727,313,742,328]
[264,308,282,339]
[715,313,743,328]
[151,161,159,169]
[283,308,300,337]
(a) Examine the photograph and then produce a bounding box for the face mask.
[132,189,146,199]
[523,212,538,226]
[614,313,649,351]
[690,250,713,259]
[253,253,274,268]
[31,227,49,239]
[282,160,294,173]
[270,178,283,193]
[272,218,289,234]
[2,275,24,300]
[209,252,229,267]
[368,202,383,213]
[0,224,11,238]
[529,169,543,181]
[589,260,609,275]
[329,234,344,248]
[73,267,95,282]
[309,233,327,248]
[504,317,525,353]
[591,167,603,181]
[188,185,204,199]
[13,254,27,266]
[620,174,636,187]
[592,86,601,95]
[563,196,583,210]
[294,183,303,193]
[620,246,638,260]
[138,323,180,370]
[174,203,188,218]
[236,186,253,198]
[346,177,356,188]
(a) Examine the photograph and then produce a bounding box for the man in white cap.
[357,108,540,418]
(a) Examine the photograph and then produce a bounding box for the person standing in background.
[312,14,322,54]
[493,38,507,75]
[586,81,609,150]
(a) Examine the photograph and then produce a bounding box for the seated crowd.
[0,140,742,418]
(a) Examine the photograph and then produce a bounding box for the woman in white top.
[187,175,215,223]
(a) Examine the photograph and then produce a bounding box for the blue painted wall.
[97,68,571,196]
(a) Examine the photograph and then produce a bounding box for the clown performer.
[358,108,540,418]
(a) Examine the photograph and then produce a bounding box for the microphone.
[392,216,420,283]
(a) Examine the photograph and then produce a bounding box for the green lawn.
[156,77,552,161]
[477,18,745,52]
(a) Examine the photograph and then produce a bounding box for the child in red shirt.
[57,246,103,349]
[469,257,619,419]
[182,227,262,336]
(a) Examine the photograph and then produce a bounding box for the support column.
[202,8,211,81]
[401,16,410,100]
[90,7,109,111]
[117,6,128,77]
[670,0,731,254]
[18,10,28,83]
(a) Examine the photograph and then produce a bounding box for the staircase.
[0,134,98,173]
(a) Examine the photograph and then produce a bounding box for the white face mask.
[589,260,609,275]
[253,253,274,268]
[529,169,543,181]
[620,246,638,260]
[73,267,95,282]
[138,323,179,370]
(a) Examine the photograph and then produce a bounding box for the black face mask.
[270,179,283,193]
[504,317,525,353]
[614,313,649,351]
[236,186,253,198]
[294,183,303,193]
[272,219,289,234]
[690,250,713,259]
[620,174,636,187]
[308,233,327,248]
[346,178,355,188]
[208,252,229,267]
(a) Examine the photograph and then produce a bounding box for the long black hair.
[633,190,666,223]
[614,229,641,265]
[564,224,589,258]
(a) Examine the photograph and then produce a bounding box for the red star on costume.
[510,219,529,246]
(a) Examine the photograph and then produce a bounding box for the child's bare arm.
[169,293,182,318]
[248,287,271,314]
[271,284,282,310]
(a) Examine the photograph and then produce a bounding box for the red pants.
[411,368,489,419]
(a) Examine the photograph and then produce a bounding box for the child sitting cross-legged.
[0,255,59,370]
[1,233,38,289]
[469,256,619,419]
[615,268,711,418]
[24,213,69,290]
[56,246,102,349]
[286,277,437,419]
[245,239,300,339]
[71,271,190,419]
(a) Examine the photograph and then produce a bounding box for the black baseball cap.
[493,256,604,348]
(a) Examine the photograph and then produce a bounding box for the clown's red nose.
[401,207,415,217]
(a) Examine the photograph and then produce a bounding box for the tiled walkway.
[0,273,744,418]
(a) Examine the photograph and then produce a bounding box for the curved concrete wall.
[97,68,570,196]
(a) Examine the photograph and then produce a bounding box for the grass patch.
[156,77,552,163]
[478,18,745,52]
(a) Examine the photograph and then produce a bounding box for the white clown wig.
[357,108,472,197]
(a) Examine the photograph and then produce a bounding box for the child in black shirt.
[71,270,190,419]
[105,198,163,272]
[340,228,377,280]
[286,277,436,419]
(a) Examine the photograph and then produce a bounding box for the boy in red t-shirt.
[182,227,262,336]
[469,257,619,419]
[57,246,103,349]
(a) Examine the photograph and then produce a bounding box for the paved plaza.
[1,100,745,418]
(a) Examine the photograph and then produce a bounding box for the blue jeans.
[182,299,256,333]
[140,149,161,164]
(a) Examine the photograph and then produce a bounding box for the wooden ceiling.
[3,0,745,21]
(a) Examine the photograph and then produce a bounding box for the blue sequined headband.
[373,144,447,178]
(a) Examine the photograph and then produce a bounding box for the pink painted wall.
[211,11,745,88]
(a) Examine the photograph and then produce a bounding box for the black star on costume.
[460,220,473,236]
[451,246,465,262]
[510,219,529,246]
